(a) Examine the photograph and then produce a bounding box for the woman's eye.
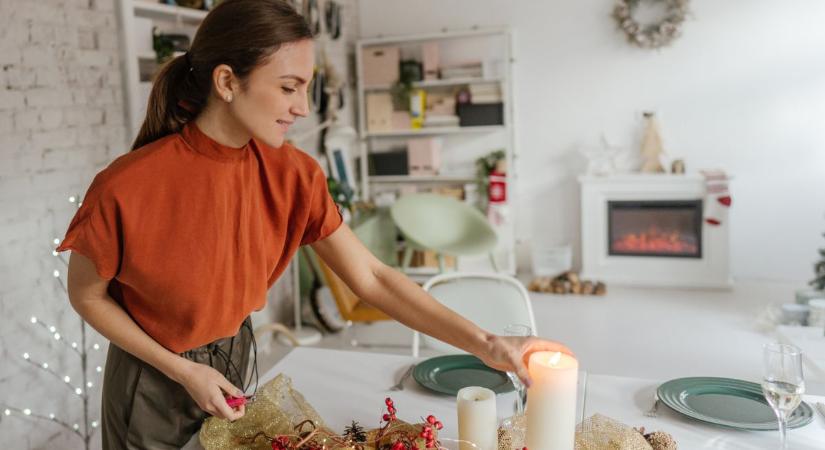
[282,87,296,94]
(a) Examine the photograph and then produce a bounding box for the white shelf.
[370,175,476,184]
[366,125,504,138]
[133,1,207,23]
[364,77,503,91]
[137,51,155,60]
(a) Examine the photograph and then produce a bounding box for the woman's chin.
[256,133,286,148]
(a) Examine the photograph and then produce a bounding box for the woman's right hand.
[176,359,246,421]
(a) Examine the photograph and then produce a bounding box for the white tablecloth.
[186,347,825,449]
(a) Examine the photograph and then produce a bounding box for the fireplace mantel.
[579,173,732,289]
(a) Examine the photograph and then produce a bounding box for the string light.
[95,366,102,373]
[52,270,59,278]
[92,344,100,350]
[68,196,76,203]
[86,382,93,388]
[49,326,56,333]
[74,388,82,396]
[22,353,29,360]
[73,423,79,431]
[49,413,55,420]
[63,376,70,383]
[52,250,59,256]
[30,316,37,323]
[4,409,10,416]
[23,409,31,416]
[53,238,60,245]
[71,342,77,349]
[54,333,61,340]
[41,363,48,369]
[91,421,98,428]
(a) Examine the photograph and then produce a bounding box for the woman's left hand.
[478,335,574,388]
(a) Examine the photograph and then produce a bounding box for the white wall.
[358,0,825,283]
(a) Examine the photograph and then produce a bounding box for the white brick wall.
[0,0,123,448]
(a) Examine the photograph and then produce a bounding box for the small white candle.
[456,386,498,450]
[526,351,578,450]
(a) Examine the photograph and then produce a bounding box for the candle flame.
[549,352,562,366]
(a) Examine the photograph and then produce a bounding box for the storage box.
[456,102,504,127]
[369,149,408,176]
[407,138,441,176]
[366,93,393,132]
[421,42,439,80]
[362,46,400,87]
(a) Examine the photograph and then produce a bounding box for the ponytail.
[129,0,313,151]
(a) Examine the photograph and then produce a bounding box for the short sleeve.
[56,175,122,280]
[300,158,344,246]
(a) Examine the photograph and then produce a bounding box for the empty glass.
[761,342,804,449]
[503,323,533,414]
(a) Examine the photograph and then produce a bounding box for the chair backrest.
[412,272,537,357]
[390,193,497,255]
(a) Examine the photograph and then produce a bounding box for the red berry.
[426,415,437,424]
[435,421,443,430]
[383,414,391,421]
[385,397,394,406]
[388,406,396,414]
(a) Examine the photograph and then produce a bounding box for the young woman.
[58,0,572,447]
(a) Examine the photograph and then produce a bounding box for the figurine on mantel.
[639,112,666,173]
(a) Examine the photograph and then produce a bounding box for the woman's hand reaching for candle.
[478,335,574,388]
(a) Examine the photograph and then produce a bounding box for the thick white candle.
[456,386,498,450]
[526,351,578,450]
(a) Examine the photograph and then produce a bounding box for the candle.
[526,351,578,450]
[456,386,498,450]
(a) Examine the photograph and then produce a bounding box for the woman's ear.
[212,64,237,102]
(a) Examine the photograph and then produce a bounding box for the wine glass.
[761,342,804,449]
[503,323,533,414]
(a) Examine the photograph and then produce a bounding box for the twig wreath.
[612,0,689,49]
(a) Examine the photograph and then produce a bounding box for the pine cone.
[644,431,677,450]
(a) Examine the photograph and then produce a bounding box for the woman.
[58,0,572,448]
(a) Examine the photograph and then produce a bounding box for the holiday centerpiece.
[612,0,689,49]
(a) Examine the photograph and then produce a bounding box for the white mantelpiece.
[579,174,732,289]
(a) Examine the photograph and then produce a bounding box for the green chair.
[390,193,498,273]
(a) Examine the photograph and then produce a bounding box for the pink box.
[407,138,442,176]
[422,42,439,81]
[391,111,411,130]
[362,46,400,87]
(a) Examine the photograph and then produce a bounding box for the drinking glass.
[761,342,804,449]
[503,323,533,414]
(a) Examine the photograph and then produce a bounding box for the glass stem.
[777,413,788,449]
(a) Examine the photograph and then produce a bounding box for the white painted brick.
[13,109,40,131]
[0,22,31,46]
[0,45,23,65]
[77,29,97,50]
[4,67,37,90]
[29,24,57,45]
[0,110,11,134]
[26,88,74,107]
[98,29,119,50]
[75,49,110,67]
[34,67,64,87]
[103,104,124,125]
[21,46,56,67]
[39,108,63,129]
[30,128,77,148]
[0,90,26,109]
[53,26,79,47]
[92,0,114,12]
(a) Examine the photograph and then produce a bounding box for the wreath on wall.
[613,0,689,49]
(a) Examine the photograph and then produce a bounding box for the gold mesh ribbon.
[497,414,654,450]
[200,374,431,450]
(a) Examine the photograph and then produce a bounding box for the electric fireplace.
[608,200,702,258]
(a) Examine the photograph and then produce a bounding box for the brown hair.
[131,0,312,150]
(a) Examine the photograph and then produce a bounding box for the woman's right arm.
[66,252,245,421]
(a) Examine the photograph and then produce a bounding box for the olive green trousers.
[101,319,252,449]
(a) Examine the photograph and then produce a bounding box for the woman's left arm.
[311,224,573,386]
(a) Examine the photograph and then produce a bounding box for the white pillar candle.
[526,351,578,450]
[456,386,498,450]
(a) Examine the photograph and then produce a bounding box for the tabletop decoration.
[200,374,444,450]
[497,414,677,450]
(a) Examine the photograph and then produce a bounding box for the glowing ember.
[612,226,698,254]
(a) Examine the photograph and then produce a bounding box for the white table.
[186,347,825,449]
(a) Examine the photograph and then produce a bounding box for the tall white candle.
[526,351,578,450]
[456,386,498,450]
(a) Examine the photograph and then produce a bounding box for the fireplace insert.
[607,200,702,258]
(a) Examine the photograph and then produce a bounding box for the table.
[186,347,825,449]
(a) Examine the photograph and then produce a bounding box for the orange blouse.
[57,123,342,352]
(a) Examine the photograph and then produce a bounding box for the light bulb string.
[0,405,88,439]
[30,318,84,358]
[20,355,88,399]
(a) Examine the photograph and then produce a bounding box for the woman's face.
[230,39,314,148]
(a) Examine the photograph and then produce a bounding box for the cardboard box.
[362,46,400,87]
[366,93,393,132]
[407,138,442,176]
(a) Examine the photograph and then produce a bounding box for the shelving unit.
[115,0,206,141]
[355,28,517,274]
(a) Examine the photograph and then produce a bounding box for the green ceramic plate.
[413,354,514,396]
[657,377,814,431]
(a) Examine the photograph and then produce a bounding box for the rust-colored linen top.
[57,123,342,352]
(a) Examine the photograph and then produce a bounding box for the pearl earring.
[225,95,233,102]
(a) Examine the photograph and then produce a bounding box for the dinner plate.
[657,377,813,430]
[413,354,514,396]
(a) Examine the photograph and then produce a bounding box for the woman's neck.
[193,104,251,149]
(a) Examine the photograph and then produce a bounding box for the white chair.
[412,272,537,357]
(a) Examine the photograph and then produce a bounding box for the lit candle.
[456,386,497,450]
[526,351,578,450]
